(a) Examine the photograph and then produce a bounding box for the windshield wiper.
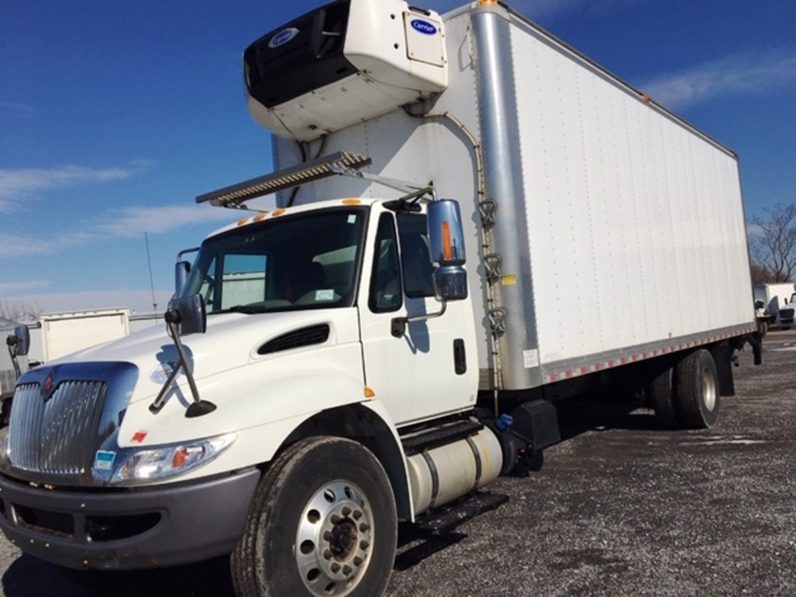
[214,304,270,315]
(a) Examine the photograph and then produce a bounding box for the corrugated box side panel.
[509,17,753,370]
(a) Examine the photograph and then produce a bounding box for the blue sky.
[1,0,795,315]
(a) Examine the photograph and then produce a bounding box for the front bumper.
[0,468,260,570]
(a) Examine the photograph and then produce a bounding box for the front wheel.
[231,437,397,597]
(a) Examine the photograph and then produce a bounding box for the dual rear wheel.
[648,348,720,429]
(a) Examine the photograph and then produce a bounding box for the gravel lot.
[1,332,794,596]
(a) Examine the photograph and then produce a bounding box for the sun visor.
[244,0,448,141]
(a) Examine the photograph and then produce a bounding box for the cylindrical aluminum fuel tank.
[406,427,503,516]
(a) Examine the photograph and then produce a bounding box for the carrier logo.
[410,19,438,35]
[269,27,299,48]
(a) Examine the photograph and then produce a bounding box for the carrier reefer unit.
[0,1,759,596]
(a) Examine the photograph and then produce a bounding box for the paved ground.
[1,332,794,596]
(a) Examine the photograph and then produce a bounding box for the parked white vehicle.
[0,322,29,424]
[753,283,795,330]
[38,308,131,362]
[0,1,760,595]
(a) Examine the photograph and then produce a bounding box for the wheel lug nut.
[323,550,332,560]
[358,523,370,532]
[353,556,363,566]
[352,510,362,520]
[330,514,341,524]
[341,506,351,516]
[359,540,369,550]
[342,565,352,576]
[331,563,341,573]
[323,531,333,541]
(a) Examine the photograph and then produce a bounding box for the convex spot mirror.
[6,325,30,356]
[166,295,207,336]
[427,199,468,301]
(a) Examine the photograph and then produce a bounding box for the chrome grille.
[8,380,107,476]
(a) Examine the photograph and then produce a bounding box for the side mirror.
[754,300,765,310]
[175,260,191,294]
[6,325,30,356]
[427,199,468,301]
[165,295,207,336]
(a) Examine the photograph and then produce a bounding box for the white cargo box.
[40,308,130,362]
[271,1,755,391]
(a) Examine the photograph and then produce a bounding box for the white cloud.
[0,164,142,211]
[0,280,49,293]
[96,205,235,238]
[641,50,796,110]
[0,231,96,257]
[0,203,236,256]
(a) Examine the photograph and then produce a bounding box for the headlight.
[108,433,235,485]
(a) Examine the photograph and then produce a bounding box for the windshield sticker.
[347,214,357,224]
[315,289,335,301]
[94,450,116,471]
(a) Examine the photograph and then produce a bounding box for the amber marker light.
[237,217,249,226]
[342,198,361,205]
[364,387,376,398]
[172,447,189,468]
[271,208,286,217]
[441,221,453,261]
[253,213,267,222]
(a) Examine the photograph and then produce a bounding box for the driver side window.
[369,214,402,313]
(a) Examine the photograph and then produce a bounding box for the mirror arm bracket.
[391,301,448,338]
[149,307,217,417]
[6,337,21,378]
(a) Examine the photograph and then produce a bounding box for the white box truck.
[38,308,131,362]
[0,1,760,595]
[753,283,795,330]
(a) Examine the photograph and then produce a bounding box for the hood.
[48,307,361,403]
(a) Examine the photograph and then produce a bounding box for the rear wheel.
[674,349,720,428]
[231,437,397,597]
[648,367,679,428]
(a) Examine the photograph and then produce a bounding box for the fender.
[120,366,369,483]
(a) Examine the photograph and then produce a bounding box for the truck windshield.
[179,208,367,314]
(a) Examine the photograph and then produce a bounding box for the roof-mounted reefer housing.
[244,0,448,141]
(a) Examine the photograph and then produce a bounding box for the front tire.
[674,349,720,428]
[231,437,397,597]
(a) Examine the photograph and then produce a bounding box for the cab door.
[358,207,478,427]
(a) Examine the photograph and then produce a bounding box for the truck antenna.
[144,232,158,312]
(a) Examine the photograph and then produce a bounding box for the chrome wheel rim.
[295,479,374,596]
[701,367,717,411]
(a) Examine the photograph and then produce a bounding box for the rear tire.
[674,349,720,428]
[648,367,679,428]
[231,437,397,597]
